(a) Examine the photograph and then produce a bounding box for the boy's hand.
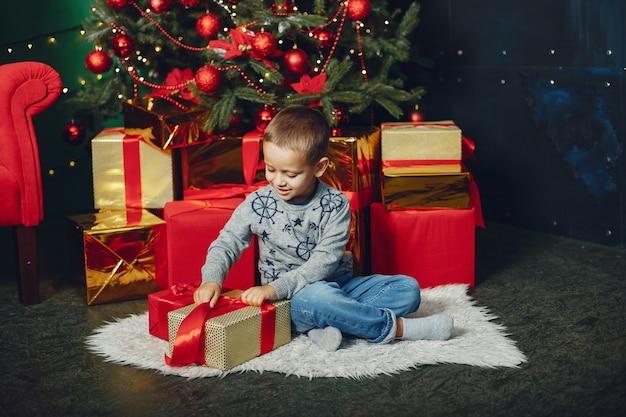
[240,285,278,306]
[194,282,222,307]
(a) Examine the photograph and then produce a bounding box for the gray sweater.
[201,181,353,299]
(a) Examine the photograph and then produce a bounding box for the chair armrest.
[0,61,63,226]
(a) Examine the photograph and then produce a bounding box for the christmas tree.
[69,0,425,135]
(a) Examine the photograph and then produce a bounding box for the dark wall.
[2,1,625,247]
[415,0,625,247]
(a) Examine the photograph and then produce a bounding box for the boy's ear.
[314,156,330,178]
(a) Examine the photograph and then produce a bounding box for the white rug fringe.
[85,284,527,379]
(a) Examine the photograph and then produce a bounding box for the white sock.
[307,327,343,351]
[399,314,454,341]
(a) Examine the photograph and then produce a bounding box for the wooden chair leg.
[14,225,40,305]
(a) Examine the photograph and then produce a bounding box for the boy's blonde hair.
[262,105,330,164]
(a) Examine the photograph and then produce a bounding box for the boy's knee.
[291,281,337,308]
[398,275,421,313]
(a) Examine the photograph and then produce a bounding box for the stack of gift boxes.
[371,121,483,288]
[69,97,482,369]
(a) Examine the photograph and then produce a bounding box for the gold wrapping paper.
[67,209,165,305]
[91,129,177,209]
[321,128,379,276]
[381,121,462,173]
[349,208,369,276]
[382,171,471,210]
[322,127,380,193]
[123,97,209,149]
[182,136,265,189]
[167,291,291,371]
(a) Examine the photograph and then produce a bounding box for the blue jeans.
[289,273,421,344]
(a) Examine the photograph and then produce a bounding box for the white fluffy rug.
[85,284,527,379]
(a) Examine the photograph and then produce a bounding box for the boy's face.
[263,141,328,203]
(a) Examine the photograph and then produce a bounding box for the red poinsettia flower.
[209,28,281,69]
[290,73,327,106]
[147,68,197,103]
[209,28,252,60]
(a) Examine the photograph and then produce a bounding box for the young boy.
[194,105,453,351]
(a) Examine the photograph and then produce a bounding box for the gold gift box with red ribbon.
[380,121,473,210]
[123,96,210,149]
[322,127,381,194]
[91,128,179,209]
[67,209,167,305]
[181,133,266,199]
[166,290,291,371]
[381,121,463,173]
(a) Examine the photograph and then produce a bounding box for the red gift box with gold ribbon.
[166,291,291,371]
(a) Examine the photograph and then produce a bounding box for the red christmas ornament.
[271,0,294,14]
[255,107,277,131]
[149,0,175,13]
[252,32,277,59]
[314,28,334,49]
[85,50,113,74]
[179,0,200,7]
[283,49,309,74]
[196,13,221,38]
[194,65,221,93]
[347,0,371,21]
[62,121,86,145]
[106,0,128,10]
[111,34,135,58]
[409,108,424,122]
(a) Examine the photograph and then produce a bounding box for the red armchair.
[0,61,62,305]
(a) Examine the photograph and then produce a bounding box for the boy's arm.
[200,202,253,287]
[269,197,351,299]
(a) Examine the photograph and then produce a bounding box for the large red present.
[148,283,198,340]
[163,199,257,290]
[370,203,476,288]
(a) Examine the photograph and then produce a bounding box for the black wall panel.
[416,0,625,247]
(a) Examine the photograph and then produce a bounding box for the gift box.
[381,121,462,173]
[148,283,198,340]
[163,199,258,290]
[182,132,266,199]
[370,203,475,288]
[381,171,471,210]
[123,96,210,149]
[67,209,167,305]
[321,128,380,275]
[91,128,179,209]
[322,127,380,195]
[166,290,291,371]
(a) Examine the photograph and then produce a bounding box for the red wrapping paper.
[148,283,198,340]
[163,199,257,290]
[370,203,476,288]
